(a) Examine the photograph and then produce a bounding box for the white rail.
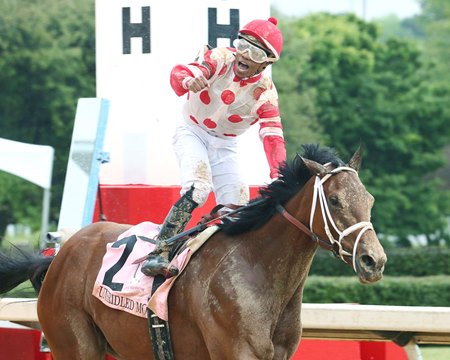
[301,303,450,345]
[1,299,450,344]
[0,298,38,322]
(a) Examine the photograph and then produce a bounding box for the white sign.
[96,0,271,186]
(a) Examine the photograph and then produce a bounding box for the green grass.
[3,281,37,298]
[1,233,41,298]
[1,231,40,252]
[420,345,450,359]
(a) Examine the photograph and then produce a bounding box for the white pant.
[173,123,249,206]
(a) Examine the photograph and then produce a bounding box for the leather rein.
[275,166,374,272]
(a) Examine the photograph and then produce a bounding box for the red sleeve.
[170,50,217,96]
[256,101,280,119]
[170,65,194,96]
[256,101,286,178]
[263,135,286,179]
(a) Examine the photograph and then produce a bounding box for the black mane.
[219,144,344,235]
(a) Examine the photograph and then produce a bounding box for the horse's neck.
[250,200,319,291]
[281,186,318,282]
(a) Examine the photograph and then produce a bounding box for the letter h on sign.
[208,8,240,47]
[122,7,151,54]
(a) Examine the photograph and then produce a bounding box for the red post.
[360,341,408,360]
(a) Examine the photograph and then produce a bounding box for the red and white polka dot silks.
[170,47,286,178]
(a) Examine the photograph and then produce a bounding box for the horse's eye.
[329,195,340,207]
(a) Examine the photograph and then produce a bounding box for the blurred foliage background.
[0,0,449,250]
[0,0,95,245]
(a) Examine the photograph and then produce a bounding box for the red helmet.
[239,17,283,61]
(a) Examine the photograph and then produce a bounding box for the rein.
[276,166,374,272]
[275,204,335,253]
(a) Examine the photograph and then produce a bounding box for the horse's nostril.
[361,254,375,269]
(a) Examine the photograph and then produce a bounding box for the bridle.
[276,166,374,272]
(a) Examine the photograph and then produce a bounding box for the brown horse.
[0,144,386,360]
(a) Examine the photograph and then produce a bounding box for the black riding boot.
[141,191,198,277]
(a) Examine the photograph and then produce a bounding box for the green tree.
[418,0,450,87]
[375,1,450,90]
[274,13,450,245]
[375,15,425,42]
[0,0,95,238]
[271,14,326,157]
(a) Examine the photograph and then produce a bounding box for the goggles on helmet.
[232,38,275,64]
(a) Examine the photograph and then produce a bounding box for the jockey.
[141,17,287,277]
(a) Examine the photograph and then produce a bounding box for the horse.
[0,144,386,360]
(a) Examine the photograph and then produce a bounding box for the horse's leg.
[37,228,109,360]
[39,303,106,360]
[207,291,302,360]
[173,247,278,360]
[190,305,276,360]
[272,289,303,359]
[204,327,275,360]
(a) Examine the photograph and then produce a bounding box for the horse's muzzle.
[355,248,387,284]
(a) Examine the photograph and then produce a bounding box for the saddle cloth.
[92,221,219,321]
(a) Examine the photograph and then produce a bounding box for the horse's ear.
[301,157,328,176]
[348,145,363,172]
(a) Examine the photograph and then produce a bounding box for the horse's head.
[302,146,387,284]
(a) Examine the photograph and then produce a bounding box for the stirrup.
[141,254,179,278]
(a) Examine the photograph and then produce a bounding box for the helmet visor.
[233,38,275,63]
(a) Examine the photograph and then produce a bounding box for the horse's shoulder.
[62,222,130,249]
[84,221,131,233]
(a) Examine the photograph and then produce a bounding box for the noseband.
[276,166,374,272]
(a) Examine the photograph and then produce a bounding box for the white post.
[57,98,110,232]
[40,188,51,248]
[404,342,423,360]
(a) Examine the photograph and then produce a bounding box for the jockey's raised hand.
[185,75,209,93]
